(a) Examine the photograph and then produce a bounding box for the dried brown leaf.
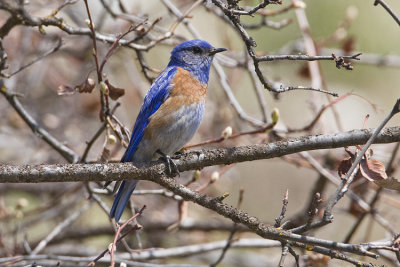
[298,64,310,79]
[76,78,95,93]
[105,79,125,100]
[58,78,96,96]
[338,157,352,179]
[57,85,75,96]
[344,146,356,159]
[374,177,400,191]
[342,37,356,54]
[360,159,388,181]
[304,252,330,267]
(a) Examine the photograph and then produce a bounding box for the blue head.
[168,39,226,84]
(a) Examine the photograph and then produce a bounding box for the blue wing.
[121,66,178,163]
[110,66,178,221]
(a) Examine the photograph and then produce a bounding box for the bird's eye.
[192,46,202,54]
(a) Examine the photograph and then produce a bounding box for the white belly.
[133,102,205,164]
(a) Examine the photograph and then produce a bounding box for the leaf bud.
[211,171,219,183]
[271,108,280,124]
[221,126,233,140]
[99,81,109,95]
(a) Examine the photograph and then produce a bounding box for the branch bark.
[1,126,399,183]
[1,127,399,257]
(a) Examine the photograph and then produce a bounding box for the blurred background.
[0,0,399,266]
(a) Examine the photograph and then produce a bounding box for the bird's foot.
[174,150,184,156]
[103,181,112,189]
[157,150,180,176]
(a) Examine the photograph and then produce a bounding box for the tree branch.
[0,80,79,163]
[1,126,400,183]
[373,0,400,26]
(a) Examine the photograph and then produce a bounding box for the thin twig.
[209,0,339,96]
[344,142,400,243]
[373,0,400,26]
[288,93,353,132]
[278,245,289,267]
[82,0,101,81]
[323,99,400,221]
[210,189,244,267]
[31,201,91,255]
[99,24,143,74]
[231,0,281,16]
[246,53,270,122]
[274,189,289,228]
[0,80,79,163]
[87,224,142,267]
[184,120,276,149]
[109,206,146,267]
[83,0,109,120]
[2,39,62,78]
[80,102,121,163]
[1,239,281,265]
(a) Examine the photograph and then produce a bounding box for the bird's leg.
[103,181,112,188]
[156,149,180,176]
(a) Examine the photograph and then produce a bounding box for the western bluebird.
[109,39,226,222]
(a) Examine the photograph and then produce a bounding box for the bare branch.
[0,80,79,163]
[274,189,289,228]
[258,53,361,62]
[373,0,400,26]
[323,99,400,221]
[0,131,399,256]
[1,126,400,183]
[231,0,281,16]
[31,201,91,255]
[209,0,339,96]
[0,238,281,265]
[210,189,244,267]
[1,39,63,78]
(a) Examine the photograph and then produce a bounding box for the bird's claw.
[157,150,180,176]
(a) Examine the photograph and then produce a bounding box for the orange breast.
[142,67,207,141]
[170,67,207,105]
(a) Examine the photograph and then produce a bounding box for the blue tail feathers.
[110,180,138,222]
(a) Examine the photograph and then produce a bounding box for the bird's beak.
[209,47,227,56]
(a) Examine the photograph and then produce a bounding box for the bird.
[109,39,226,222]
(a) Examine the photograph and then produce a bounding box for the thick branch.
[2,132,399,258]
[258,53,361,62]
[1,127,400,183]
